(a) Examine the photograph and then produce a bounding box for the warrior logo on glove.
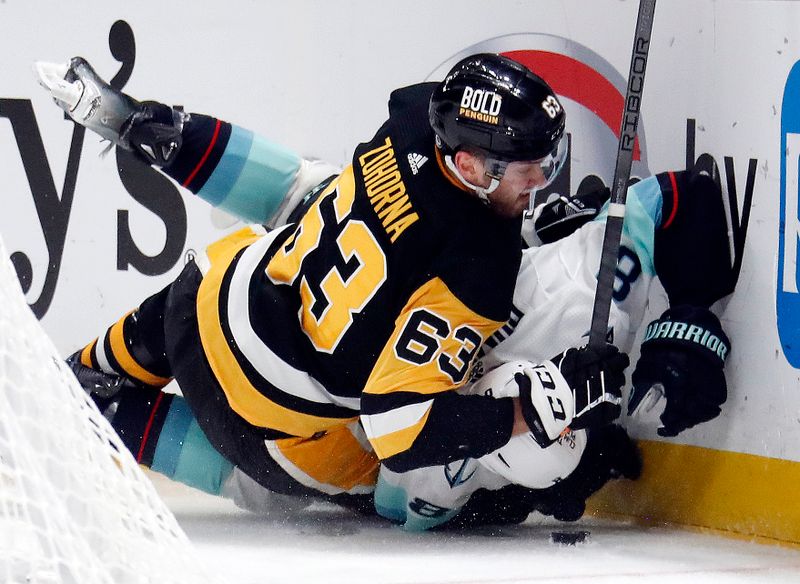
[628,305,730,437]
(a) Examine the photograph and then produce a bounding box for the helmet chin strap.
[527,186,542,214]
[444,155,501,204]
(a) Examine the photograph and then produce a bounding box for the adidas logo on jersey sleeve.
[407,152,428,175]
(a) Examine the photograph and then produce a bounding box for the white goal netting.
[0,234,220,584]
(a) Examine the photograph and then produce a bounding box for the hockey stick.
[588,0,657,348]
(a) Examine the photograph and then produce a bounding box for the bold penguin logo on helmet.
[429,53,566,163]
[459,86,503,125]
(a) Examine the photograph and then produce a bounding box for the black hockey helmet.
[429,53,567,182]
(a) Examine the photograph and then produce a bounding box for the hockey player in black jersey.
[36,53,630,512]
[36,54,734,530]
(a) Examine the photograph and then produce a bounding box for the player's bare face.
[486,159,548,218]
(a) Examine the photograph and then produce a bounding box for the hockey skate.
[34,57,143,146]
[34,57,186,165]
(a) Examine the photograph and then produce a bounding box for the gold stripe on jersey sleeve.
[365,405,432,460]
[80,339,96,367]
[108,312,172,387]
[196,227,356,437]
[205,225,267,265]
[268,423,379,494]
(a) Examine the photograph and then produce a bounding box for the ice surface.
[151,473,800,584]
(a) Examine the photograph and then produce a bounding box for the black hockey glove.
[534,188,610,244]
[534,424,642,522]
[628,305,730,437]
[441,485,535,529]
[517,345,629,446]
[124,101,185,167]
[552,344,629,431]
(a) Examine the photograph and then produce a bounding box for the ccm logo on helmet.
[460,86,502,125]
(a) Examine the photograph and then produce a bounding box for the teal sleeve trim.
[595,176,659,276]
[196,125,252,207]
[150,395,193,478]
[373,474,408,524]
[171,419,234,496]
[150,396,234,496]
[628,176,664,227]
[402,507,459,532]
[196,125,302,223]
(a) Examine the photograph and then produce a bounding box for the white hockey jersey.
[374,176,664,530]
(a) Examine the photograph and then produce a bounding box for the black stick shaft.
[588,0,657,348]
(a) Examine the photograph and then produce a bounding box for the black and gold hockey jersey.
[164,84,522,476]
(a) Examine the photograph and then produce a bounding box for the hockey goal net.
[0,234,219,584]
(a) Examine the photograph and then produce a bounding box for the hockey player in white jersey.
[375,168,734,530]
[36,57,734,531]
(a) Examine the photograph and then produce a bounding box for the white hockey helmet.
[479,428,586,489]
[469,359,587,489]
